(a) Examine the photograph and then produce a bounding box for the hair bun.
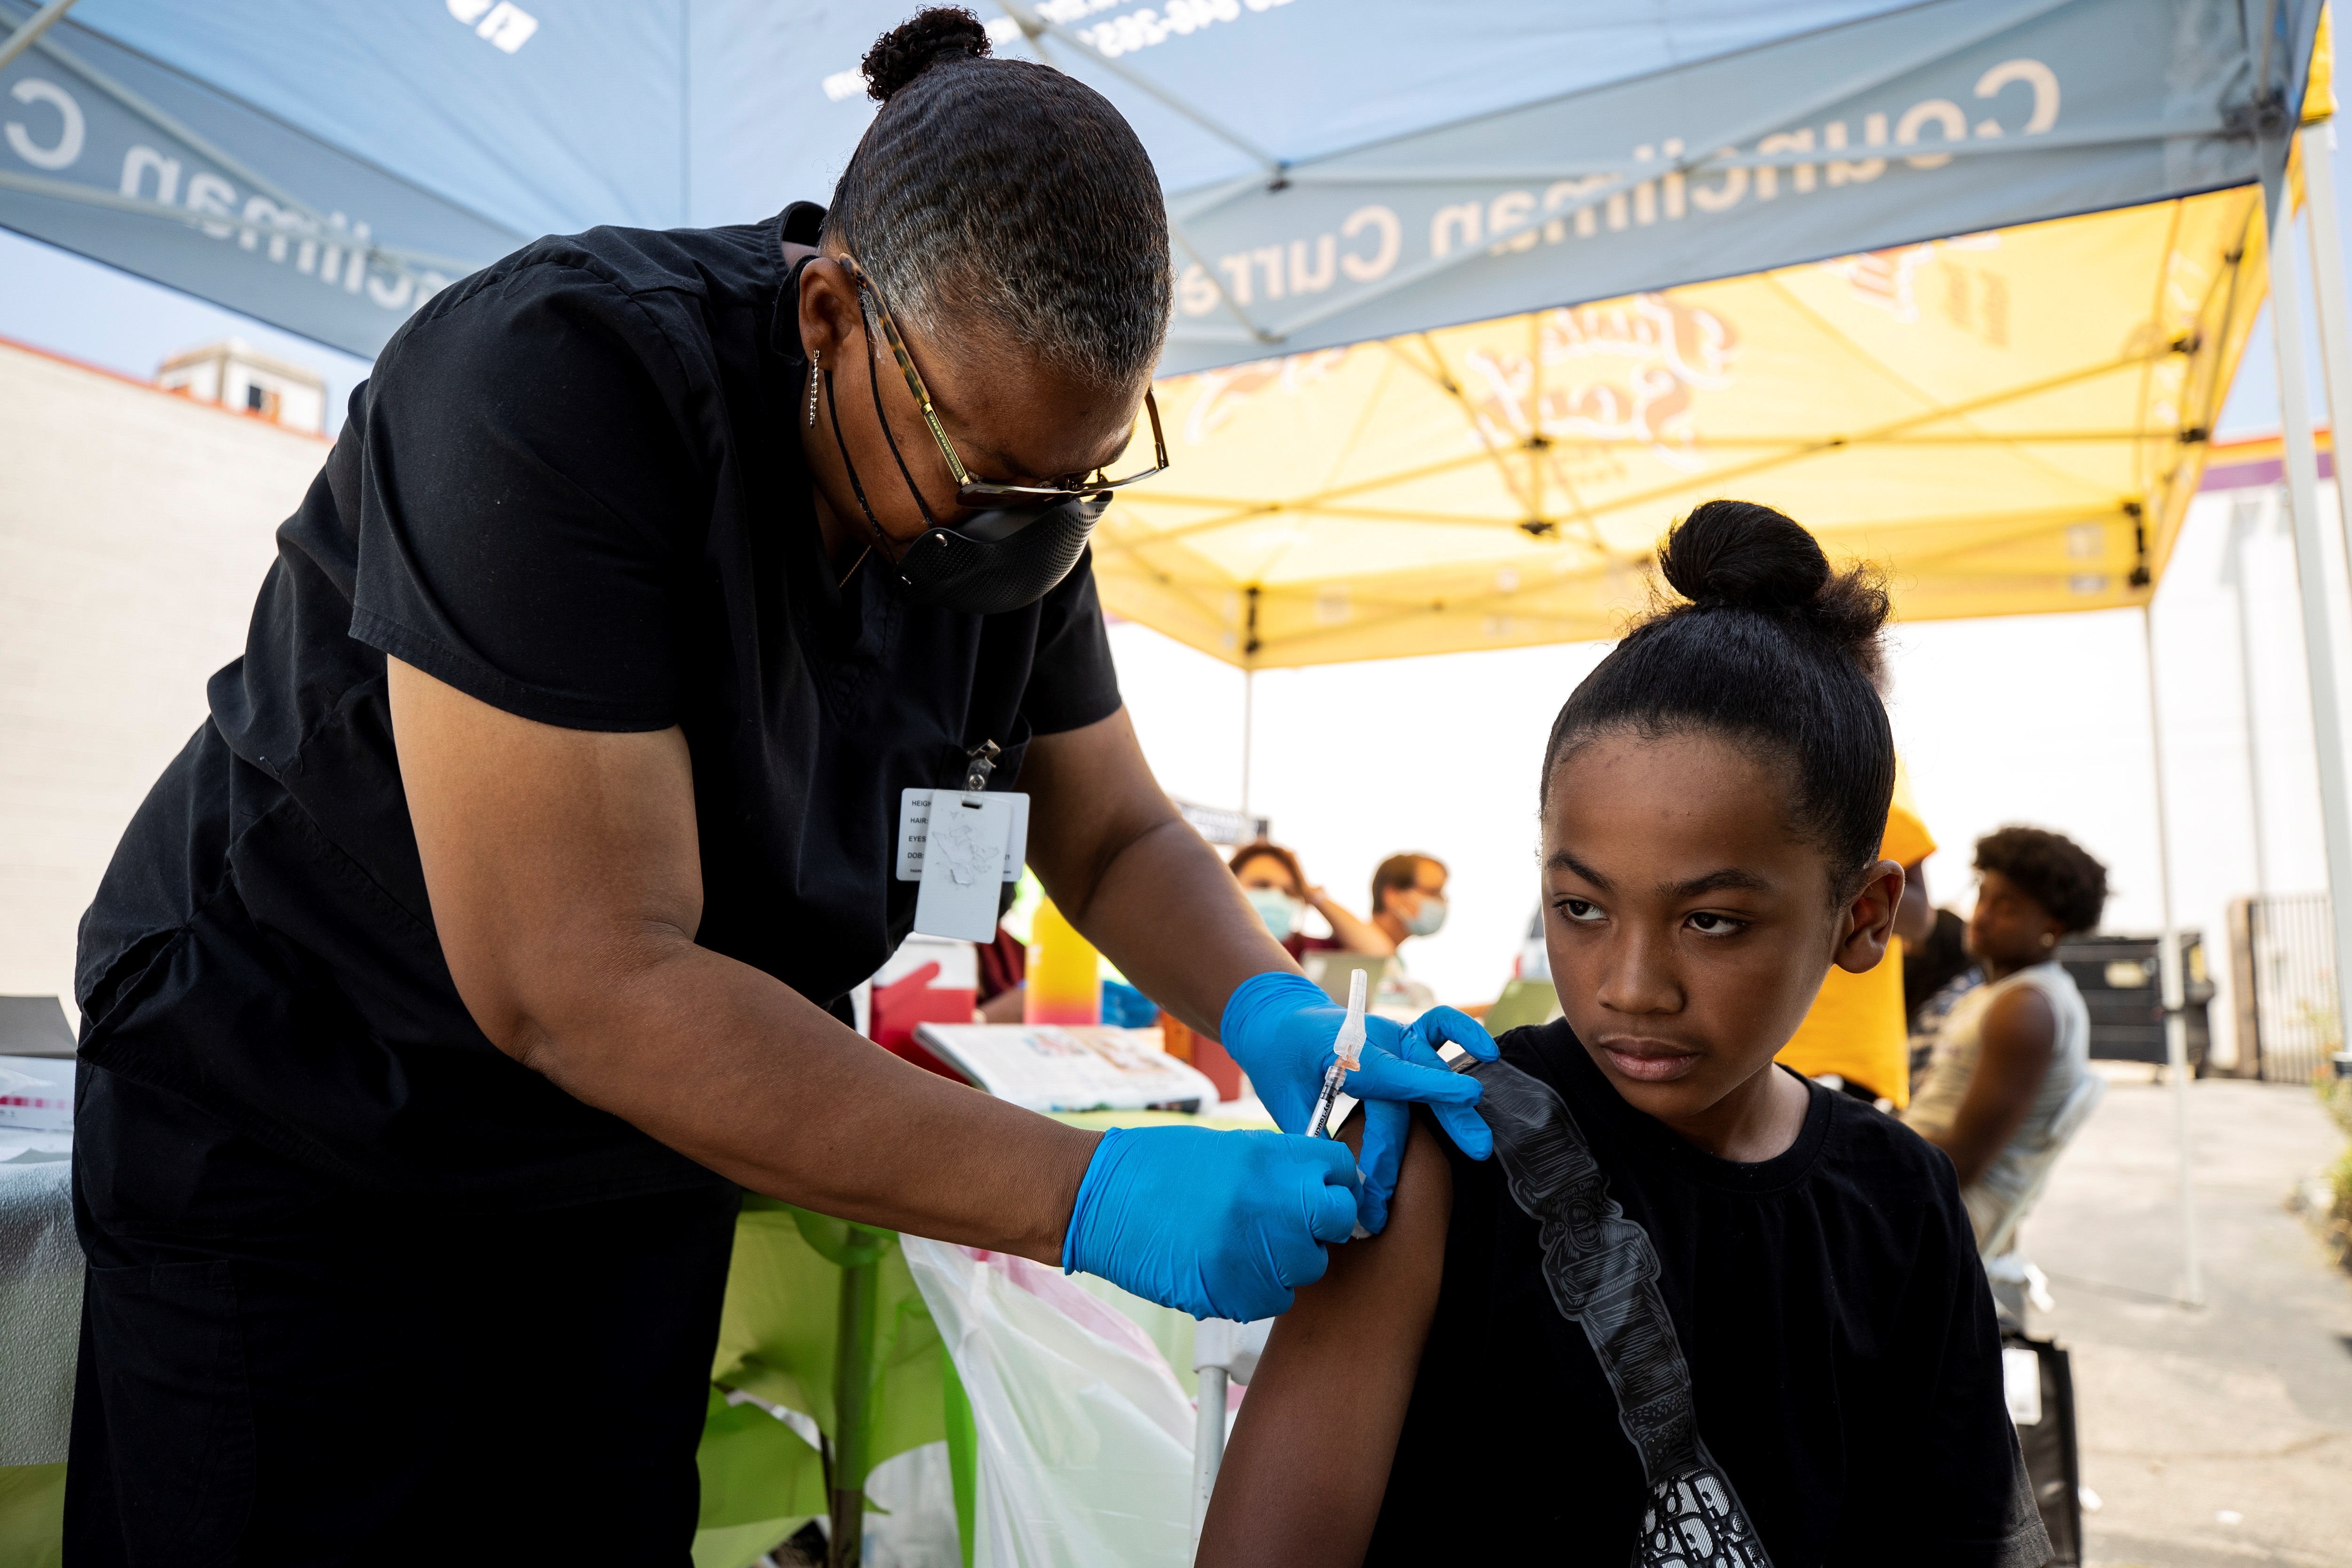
[1658,498,1890,677]
[862,7,993,103]
[1660,499,1830,610]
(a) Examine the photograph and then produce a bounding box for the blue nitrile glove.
[1352,1006,1502,1232]
[1221,973,1500,1235]
[1062,1124,1360,1321]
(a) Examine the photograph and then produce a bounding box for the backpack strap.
[1460,1055,1775,1568]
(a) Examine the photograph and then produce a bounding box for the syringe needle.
[1309,968,1369,1140]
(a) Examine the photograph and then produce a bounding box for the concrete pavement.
[2019,1066,2352,1567]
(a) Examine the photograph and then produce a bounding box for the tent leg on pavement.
[2140,604,2203,1308]
[2262,140,2352,1097]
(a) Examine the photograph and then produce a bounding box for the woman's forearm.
[516,933,1097,1261]
[392,655,1098,1258]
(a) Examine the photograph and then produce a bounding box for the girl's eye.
[1558,898,1605,924]
[1686,911,1748,937]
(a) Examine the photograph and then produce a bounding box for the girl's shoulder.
[1484,1018,1970,1225]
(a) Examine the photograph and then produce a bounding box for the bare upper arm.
[386,655,704,1062]
[1974,986,2057,1092]
[1198,1114,1453,1567]
[1939,984,2057,1184]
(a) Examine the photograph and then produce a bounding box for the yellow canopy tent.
[1100,186,2270,668]
[1087,25,2349,1308]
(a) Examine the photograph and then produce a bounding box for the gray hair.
[821,9,1173,388]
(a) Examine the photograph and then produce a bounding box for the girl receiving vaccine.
[1201,501,2048,1568]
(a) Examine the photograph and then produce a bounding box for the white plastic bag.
[901,1239,1197,1568]
[864,1440,963,1568]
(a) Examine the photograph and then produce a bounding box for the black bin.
[2054,933,2211,1072]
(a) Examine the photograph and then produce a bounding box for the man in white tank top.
[1904,828,2107,1257]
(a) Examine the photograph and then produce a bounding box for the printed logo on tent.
[819,1,1298,103]
[1,69,454,318]
[1462,296,1741,472]
[1176,348,1351,444]
[1172,56,2067,336]
[1817,233,2003,338]
[446,0,540,55]
[1041,0,1301,61]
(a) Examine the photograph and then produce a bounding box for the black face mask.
[822,360,1108,617]
[881,490,1111,616]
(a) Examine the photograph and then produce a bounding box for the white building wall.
[156,341,328,435]
[156,357,222,405]
[0,339,327,1020]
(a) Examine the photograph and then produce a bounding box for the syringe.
[1307,967,1367,1140]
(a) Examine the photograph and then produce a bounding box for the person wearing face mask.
[1371,853,1452,951]
[1230,841,1394,959]
[60,11,1496,1552]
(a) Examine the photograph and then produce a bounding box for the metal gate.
[2228,893,2339,1083]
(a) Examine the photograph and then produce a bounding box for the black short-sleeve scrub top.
[74,203,1122,1205]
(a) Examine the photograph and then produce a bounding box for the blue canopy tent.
[0,0,2319,365]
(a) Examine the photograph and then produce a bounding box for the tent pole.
[1240,669,1255,819]
[2264,149,2352,1108]
[2140,605,2203,1309]
[0,0,76,73]
[2226,506,2271,895]
[2301,117,2352,526]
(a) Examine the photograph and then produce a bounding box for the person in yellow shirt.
[1777,772,1937,1106]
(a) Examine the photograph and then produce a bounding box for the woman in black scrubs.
[64,11,1493,1560]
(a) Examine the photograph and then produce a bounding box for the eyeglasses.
[843,255,1169,507]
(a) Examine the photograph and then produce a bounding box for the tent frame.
[0,0,72,71]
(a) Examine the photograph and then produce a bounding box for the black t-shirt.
[73,204,1121,1204]
[1370,1021,2043,1566]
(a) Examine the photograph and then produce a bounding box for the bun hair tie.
[861,6,993,103]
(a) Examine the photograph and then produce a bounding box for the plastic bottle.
[1024,897,1101,1026]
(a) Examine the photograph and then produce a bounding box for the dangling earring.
[807,350,821,428]
[2041,933,2057,948]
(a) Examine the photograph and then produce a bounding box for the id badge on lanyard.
[895,741,1027,942]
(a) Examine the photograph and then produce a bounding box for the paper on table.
[912,1023,1221,1114]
